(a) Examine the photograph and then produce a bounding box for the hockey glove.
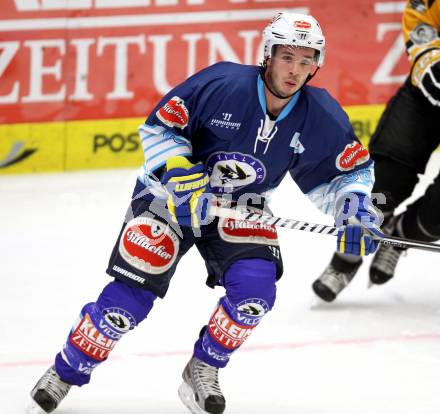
[161,156,212,228]
[411,48,440,107]
[335,193,384,256]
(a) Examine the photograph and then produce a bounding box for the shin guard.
[194,259,276,368]
[56,280,157,385]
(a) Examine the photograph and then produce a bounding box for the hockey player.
[313,0,440,302]
[28,12,383,414]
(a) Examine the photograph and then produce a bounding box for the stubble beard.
[266,69,298,100]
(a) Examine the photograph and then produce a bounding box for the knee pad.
[221,259,277,332]
[57,281,157,385]
[97,279,157,322]
[224,258,277,312]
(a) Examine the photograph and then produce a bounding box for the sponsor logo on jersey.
[409,23,437,45]
[119,217,179,275]
[0,141,37,169]
[206,152,266,193]
[336,141,370,171]
[294,20,311,29]
[69,313,117,362]
[209,112,241,130]
[208,304,255,350]
[156,96,189,129]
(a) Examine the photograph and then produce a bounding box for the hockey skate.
[28,365,71,413]
[312,253,363,302]
[369,214,406,285]
[178,356,226,414]
[369,244,406,284]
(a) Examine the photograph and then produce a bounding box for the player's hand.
[161,156,212,228]
[411,48,440,107]
[335,194,384,256]
[337,224,383,256]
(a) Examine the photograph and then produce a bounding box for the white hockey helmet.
[263,12,326,67]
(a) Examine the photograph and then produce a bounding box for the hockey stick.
[210,205,440,253]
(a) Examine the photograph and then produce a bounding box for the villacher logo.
[0,141,37,169]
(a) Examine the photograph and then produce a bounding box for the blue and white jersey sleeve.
[137,63,226,187]
[289,86,374,218]
[137,123,192,186]
[306,163,374,216]
[137,78,196,185]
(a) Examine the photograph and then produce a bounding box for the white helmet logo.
[294,20,311,29]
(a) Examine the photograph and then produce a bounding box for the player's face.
[265,46,318,98]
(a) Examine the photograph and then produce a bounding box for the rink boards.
[0,0,408,174]
[0,104,385,174]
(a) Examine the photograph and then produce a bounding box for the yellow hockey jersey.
[403,0,440,65]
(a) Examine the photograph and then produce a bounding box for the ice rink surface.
[2,154,440,414]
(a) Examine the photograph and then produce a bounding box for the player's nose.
[287,61,301,75]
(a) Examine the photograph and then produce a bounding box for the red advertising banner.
[1,0,409,125]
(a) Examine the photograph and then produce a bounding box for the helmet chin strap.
[260,64,320,100]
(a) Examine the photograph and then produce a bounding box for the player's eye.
[281,55,294,63]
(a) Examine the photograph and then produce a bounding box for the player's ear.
[310,65,319,76]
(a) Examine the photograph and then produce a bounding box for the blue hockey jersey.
[137,62,373,217]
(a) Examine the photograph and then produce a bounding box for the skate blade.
[26,398,45,414]
[310,296,326,308]
[178,382,207,414]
